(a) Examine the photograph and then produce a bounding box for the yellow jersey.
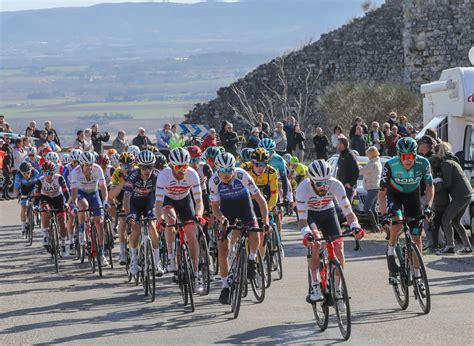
[242,162,279,210]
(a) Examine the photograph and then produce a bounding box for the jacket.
[112,137,129,154]
[336,149,359,187]
[429,156,450,211]
[367,130,385,146]
[350,135,366,156]
[312,135,329,155]
[201,136,217,152]
[359,157,382,190]
[294,131,305,150]
[221,131,239,156]
[91,131,110,154]
[273,130,287,152]
[132,135,153,150]
[440,158,472,199]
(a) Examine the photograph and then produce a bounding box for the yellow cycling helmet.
[251,147,270,162]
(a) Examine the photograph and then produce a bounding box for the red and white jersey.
[296,177,353,219]
[70,163,105,193]
[34,174,68,198]
[155,166,202,202]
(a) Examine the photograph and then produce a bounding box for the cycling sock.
[193,259,199,274]
[42,228,49,238]
[99,246,104,257]
[79,223,85,233]
[130,247,138,259]
[153,248,161,265]
[248,252,257,261]
[167,242,174,257]
[414,268,421,277]
[222,276,229,288]
[310,269,320,285]
[119,241,126,256]
[21,223,26,232]
[387,245,395,256]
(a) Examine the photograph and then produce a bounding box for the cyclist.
[25,147,41,171]
[109,152,135,265]
[155,147,204,292]
[123,150,164,276]
[33,161,70,254]
[97,154,114,187]
[188,145,213,213]
[127,145,141,160]
[209,152,269,304]
[237,147,254,167]
[14,161,41,237]
[154,152,167,171]
[378,137,433,282]
[288,156,308,190]
[202,146,221,172]
[44,151,63,175]
[110,152,121,168]
[297,159,364,302]
[63,149,82,253]
[70,151,110,267]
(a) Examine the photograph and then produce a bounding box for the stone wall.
[184,0,474,130]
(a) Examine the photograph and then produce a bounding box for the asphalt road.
[0,199,473,345]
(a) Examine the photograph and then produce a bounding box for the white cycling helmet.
[127,145,140,157]
[282,153,292,164]
[169,147,191,165]
[79,151,96,165]
[26,147,37,156]
[45,151,60,165]
[137,150,156,165]
[215,152,236,169]
[61,153,71,165]
[308,160,331,182]
[110,152,121,166]
[70,149,82,162]
[92,151,99,162]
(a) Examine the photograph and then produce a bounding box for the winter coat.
[359,157,382,190]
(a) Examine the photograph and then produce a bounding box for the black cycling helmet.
[19,161,32,173]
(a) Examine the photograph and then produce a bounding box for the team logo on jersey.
[237,171,243,180]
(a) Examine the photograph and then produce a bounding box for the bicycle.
[264,208,284,287]
[77,208,103,277]
[21,195,35,246]
[307,232,357,341]
[197,216,211,295]
[388,215,431,314]
[208,219,219,276]
[226,222,264,319]
[133,216,157,302]
[103,210,115,269]
[39,208,62,273]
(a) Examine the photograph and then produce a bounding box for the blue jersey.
[269,152,289,197]
[14,169,41,190]
[124,168,159,200]
[208,168,259,203]
[63,163,74,188]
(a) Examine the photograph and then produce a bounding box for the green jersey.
[380,155,433,193]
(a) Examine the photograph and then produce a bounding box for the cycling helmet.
[19,161,32,173]
[397,137,418,154]
[289,156,299,165]
[70,149,82,162]
[146,145,159,153]
[155,153,167,168]
[42,161,56,173]
[26,147,37,156]
[120,152,134,164]
[203,146,220,160]
[45,151,60,165]
[251,147,270,162]
[92,151,99,162]
[41,146,52,156]
[137,150,156,165]
[169,147,191,165]
[308,160,331,182]
[258,138,276,152]
[97,154,110,166]
[187,145,202,158]
[61,153,71,165]
[240,148,254,162]
[79,151,95,165]
[110,153,121,166]
[282,153,292,164]
[127,145,140,157]
[107,148,117,157]
[215,152,236,169]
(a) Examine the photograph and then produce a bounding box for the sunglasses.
[219,167,234,174]
[252,161,267,168]
[190,157,201,164]
[44,171,54,177]
[206,158,215,164]
[314,180,330,188]
[399,153,415,161]
[120,164,131,170]
[173,164,189,172]
[140,164,153,171]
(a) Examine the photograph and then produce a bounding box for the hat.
[418,135,436,147]
[251,127,259,133]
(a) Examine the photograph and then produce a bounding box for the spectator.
[385,126,400,156]
[1,142,13,199]
[73,130,85,150]
[201,128,218,152]
[273,122,287,156]
[156,123,172,150]
[406,123,415,137]
[428,156,448,251]
[331,125,345,152]
[359,146,382,232]
[0,115,11,133]
[283,116,296,154]
[336,137,359,203]
[350,126,367,156]
[169,124,185,149]
[112,130,129,154]
[83,128,94,152]
[29,121,42,138]
[44,120,61,146]
[293,124,306,162]
[398,115,409,137]
[34,129,48,148]
[132,127,153,150]
[219,120,231,140]
[425,128,440,144]
[246,127,261,149]
[418,135,436,158]
[367,121,385,152]
[312,127,329,160]
[12,138,27,174]
[91,124,110,154]
[349,117,368,140]
[387,111,398,128]
[47,131,62,152]
[24,127,36,147]
[435,141,473,254]
[255,113,270,138]
[221,122,239,156]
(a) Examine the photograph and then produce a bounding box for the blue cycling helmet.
[258,138,276,151]
[396,137,418,154]
[203,146,221,160]
[240,148,255,162]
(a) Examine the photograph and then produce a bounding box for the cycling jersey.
[62,163,77,188]
[34,174,70,201]
[14,169,41,191]
[111,166,130,186]
[296,177,353,220]
[155,167,202,202]
[124,168,159,200]
[70,164,106,193]
[242,162,279,210]
[380,155,433,193]
[269,152,289,198]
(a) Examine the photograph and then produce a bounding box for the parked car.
[327,153,389,224]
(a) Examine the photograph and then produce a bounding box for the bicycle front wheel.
[198,230,211,295]
[50,222,59,273]
[309,266,328,331]
[91,225,102,277]
[230,245,246,319]
[331,261,351,341]
[251,251,266,303]
[104,218,114,269]
[408,242,431,314]
[271,226,283,280]
[144,239,156,302]
[27,205,34,246]
[182,244,195,312]
[391,246,409,310]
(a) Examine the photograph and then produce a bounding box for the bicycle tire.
[159,232,168,274]
[177,244,188,306]
[331,261,351,340]
[408,242,431,314]
[210,223,219,276]
[145,239,156,301]
[75,217,81,261]
[309,266,329,331]
[91,224,102,277]
[264,245,272,288]
[125,247,133,282]
[251,251,266,303]
[27,205,34,246]
[272,225,283,280]
[391,245,409,310]
[198,229,211,295]
[51,221,59,273]
[104,218,114,269]
[182,244,195,312]
[231,244,246,319]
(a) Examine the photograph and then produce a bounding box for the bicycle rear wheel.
[104,218,114,269]
[391,245,409,310]
[230,245,246,319]
[182,244,195,312]
[198,229,211,295]
[125,246,132,282]
[251,251,266,303]
[331,261,351,341]
[271,226,283,280]
[75,217,82,261]
[264,244,272,288]
[209,223,219,276]
[309,266,329,331]
[159,232,168,274]
[27,205,34,246]
[50,222,59,273]
[408,242,431,314]
[91,225,102,277]
[144,239,156,301]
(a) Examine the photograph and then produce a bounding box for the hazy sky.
[1,0,385,12]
